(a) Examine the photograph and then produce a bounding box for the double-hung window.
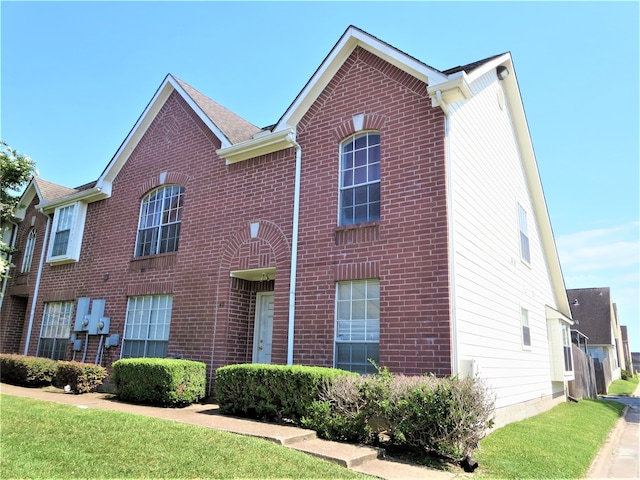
[47,202,87,263]
[335,279,380,374]
[122,295,173,358]
[518,203,530,263]
[135,186,184,257]
[339,133,380,226]
[37,301,73,360]
[21,229,37,273]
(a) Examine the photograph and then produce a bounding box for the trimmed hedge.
[0,354,57,387]
[215,364,354,422]
[112,358,206,406]
[54,361,107,394]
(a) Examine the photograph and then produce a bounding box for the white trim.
[216,128,295,164]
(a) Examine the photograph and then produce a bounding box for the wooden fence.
[569,344,597,399]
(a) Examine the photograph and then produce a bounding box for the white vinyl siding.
[37,301,73,360]
[446,71,560,410]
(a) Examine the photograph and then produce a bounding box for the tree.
[1,141,37,279]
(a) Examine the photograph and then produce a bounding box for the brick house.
[0,26,574,427]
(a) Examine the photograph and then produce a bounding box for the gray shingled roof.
[441,53,506,75]
[567,287,613,345]
[172,76,261,145]
[34,178,79,203]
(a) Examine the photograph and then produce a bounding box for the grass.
[0,394,371,479]
[608,375,639,395]
[474,399,626,479]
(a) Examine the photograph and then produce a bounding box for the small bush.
[0,354,57,387]
[112,358,206,406]
[302,367,495,462]
[621,369,631,381]
[54,361,107,393]
[215,364,353,422]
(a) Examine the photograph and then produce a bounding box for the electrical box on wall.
[72,339,83,351]
[105,334,119,348]
[74,297,91,331]
[87,299,106,334]
[89,317,110,335]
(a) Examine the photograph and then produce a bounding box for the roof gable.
[568,287,613,345]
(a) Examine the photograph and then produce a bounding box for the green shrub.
[111,358,206,406]
[301,374,370,442]
[302,368,495,462]
[54,361,107,394]
[215,364,353,422]
[621,369,631,381]
[0,354,57,387]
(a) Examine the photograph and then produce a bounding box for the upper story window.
[339,132,380,226]
[21,228,37,273]
[517,203,530,264]
[135,185,184,257]
[47,202,87,264]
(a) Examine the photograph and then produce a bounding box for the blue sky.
[2,1,638,353]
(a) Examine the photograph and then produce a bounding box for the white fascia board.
[545,305,574,325]
[276,27,448,130]
[37,187,108,213]
[217,128,295,164]
[427,73,473,106]
[502,61,572,318]
[95,75,230,192]
[13,180,40,221]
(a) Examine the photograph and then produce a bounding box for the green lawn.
[0,394,371,479]
[608,375,639,395]
[474,399,626,479]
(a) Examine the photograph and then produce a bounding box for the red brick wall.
[293,47,451,375]
[2,45,451,385]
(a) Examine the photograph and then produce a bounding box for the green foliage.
[215,364,353,422]
[111,358,206,406]
[620,368,631,381]
[302,368,495,462]
[0,395,368,479]
[53,361,107,394]
[0,354,57,387]
[0,141,37,279]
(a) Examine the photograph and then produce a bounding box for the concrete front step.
[289,437,382,468]
[354,458,457,480]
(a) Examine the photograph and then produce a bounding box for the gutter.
[23,212,51,355]
[286,133,302,365]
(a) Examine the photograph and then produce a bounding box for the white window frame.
[134,185,184,257]
[521,307,531,349]
[46,202,87,264]
[37,301,73,360]
[517,203,531,264]
[121,295,173,358]
[339,132,381,226]
[562,322,573,372]
[335,279,380,374]
[21,228,37,273]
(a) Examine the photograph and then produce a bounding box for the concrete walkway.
[587,382,640,479]
[0,383,455,480]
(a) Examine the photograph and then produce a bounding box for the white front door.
[253,292,274,364]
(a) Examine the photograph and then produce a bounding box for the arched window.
[21,228,37,273]
[339,132,380,226]
[135,185,184,257]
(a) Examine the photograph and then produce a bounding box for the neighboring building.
[620,326,633,373]
[567,287,624,385]
[632,352,640,374]
[0,26,574,428]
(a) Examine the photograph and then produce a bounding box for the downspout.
[0,219,19,311]
[285,132,302,365]
[23,212,51,355]
[436,89,459,376]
